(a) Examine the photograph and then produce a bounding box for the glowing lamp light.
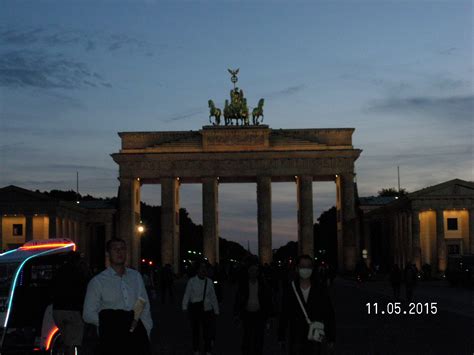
[137,225,145,233]
[45,326,59,350]
[149,261,153,266]
[141,259,146,263]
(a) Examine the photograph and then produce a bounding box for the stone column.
[203,178,219,265]
[257,176,272,264]
[49,214,57,239]
[297,175,313,256]
[394,214,400,266]
[68,219,74,240]
[336,176,343,270]
[0,216,3,251]
[469,209,474,254]
[119,178,141,268]
[56,216,63,237]
[73,221,79,243]
[402,213,408,266]
[104,221,113,267]
[62,218,68,238]
[161,178,180,273]
[341,173,357,271]
[436,209,446,273]
[25,215,33,242]
[407,213,413,264]
[411,210,421,269]
[362,218,371,267]
[79,222,88,256]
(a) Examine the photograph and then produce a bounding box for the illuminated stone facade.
[0,186,115,270]
[112,125,362,271]
[361,179,474,273]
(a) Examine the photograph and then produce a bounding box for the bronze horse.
[252,98,264,125]
[208,100,222,125]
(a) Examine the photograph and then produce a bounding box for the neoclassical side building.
[112,125,362,272]
[0,185,116,270]
[361,179,474,273]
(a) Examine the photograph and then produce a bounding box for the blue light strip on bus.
[3,245,74,328]
[0,249,19,257]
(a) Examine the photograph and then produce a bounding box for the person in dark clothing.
[234,264,274,355]
[160,263,174,304]
[278,255,335,355]
[390,264,402,300]
[98,309,150,355]
[52,252,90,355]
[404,262,418,302]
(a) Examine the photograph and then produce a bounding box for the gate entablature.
[112,70,362,272]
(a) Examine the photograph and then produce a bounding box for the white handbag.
[291,281,325,342]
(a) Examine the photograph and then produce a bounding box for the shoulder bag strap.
[291,281,311,325]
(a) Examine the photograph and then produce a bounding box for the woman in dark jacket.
[278,255,335,355]
[234,264,274,355]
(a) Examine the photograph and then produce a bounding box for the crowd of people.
[51,238,338,355]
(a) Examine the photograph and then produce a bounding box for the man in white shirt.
[83,238,153,354]
[182,261,219,355]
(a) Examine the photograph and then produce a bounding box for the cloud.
[0,26,153,56]
[367,95,473,122]
[45,164,116,173]
[267,84,305,99]
[163,108,205,122]
[438,47,457,55]
[0,50,111,89]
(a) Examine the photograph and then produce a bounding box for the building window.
[447,244,460,255]
[447,218,458,231]
[12,224,23,236]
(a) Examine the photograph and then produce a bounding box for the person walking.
[404,262,418,302]
[160,263,174,304]
[234,263,273,355]
[278,255,335,355]
[390,264,402,300]
[52,252,90,355]
[83,238,153,355]
[182,261,219,355]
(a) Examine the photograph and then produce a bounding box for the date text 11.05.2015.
[366,302,438,315]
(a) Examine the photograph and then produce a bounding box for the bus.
[0,239,76,354]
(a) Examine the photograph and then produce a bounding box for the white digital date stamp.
[366,302,438,315]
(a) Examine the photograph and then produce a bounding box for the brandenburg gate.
[112,70,362,272]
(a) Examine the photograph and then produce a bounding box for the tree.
[273,241,298,262]
[377,187,407,197]
[314,207,337,268]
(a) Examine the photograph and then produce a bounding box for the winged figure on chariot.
[208,69,264,126]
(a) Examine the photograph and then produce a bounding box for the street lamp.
[137,221,145,234]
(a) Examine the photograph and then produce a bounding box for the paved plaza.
[149,277,473,355]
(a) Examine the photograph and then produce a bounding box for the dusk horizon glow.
[1,0,472,252]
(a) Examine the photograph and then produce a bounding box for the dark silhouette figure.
[234,264,273,355]
[404,263,418,302]
[390,264,402,300]
[160,264,174,304]
[52,252,90,355]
